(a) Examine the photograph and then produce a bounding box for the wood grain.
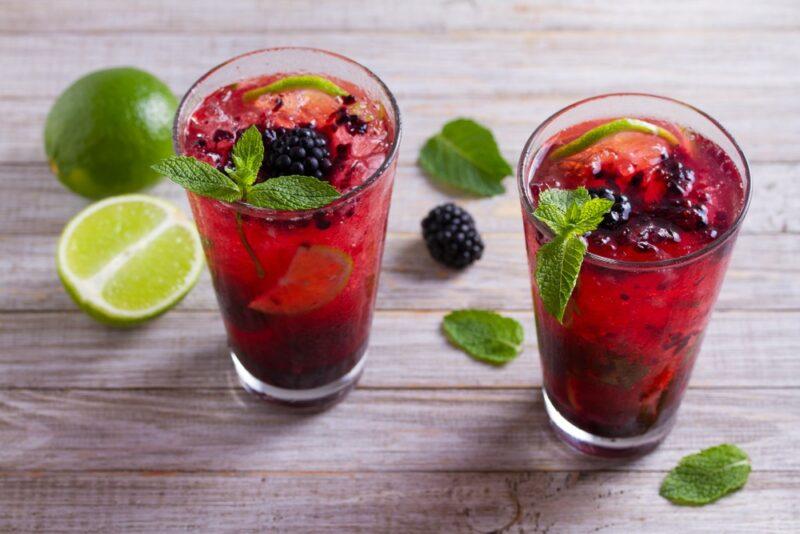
[1,232,796,312]
[0,310,798,390]
[3,0,799,32]
[2,33,799,103]
[1,1,798,530]
[1,470,796,533]
[1,388,797,473]
[3,90,799,165]
[0,161,797,235]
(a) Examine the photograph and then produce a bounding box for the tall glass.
[174,49,401,408]
[517,94,751,455]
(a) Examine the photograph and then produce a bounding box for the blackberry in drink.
[517,95,750,455]
[174,48,401,407]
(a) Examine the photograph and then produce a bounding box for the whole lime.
[45,67,177,199]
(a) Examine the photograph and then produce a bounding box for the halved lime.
[57,195,204,325]
[249,245,353,315]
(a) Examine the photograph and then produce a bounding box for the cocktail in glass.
[517,94,750,455]
[173,48,401,408]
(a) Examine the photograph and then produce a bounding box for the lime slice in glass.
[249,245,352,315]
[57,194,204,325]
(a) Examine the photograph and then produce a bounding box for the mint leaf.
[532,187,613,322]
[152,156,241,202]
[246,175,341,210]
[535,234,586,322]
[228,125,263,186]
[571,197,615,235]
[442,309,524,365]
[419,118,512,197]
[660,444,751,506]
[539,187,591,213]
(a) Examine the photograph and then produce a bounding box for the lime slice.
[57,194,204,325]
[243,75,349,102]
[548,118,680,161]
[249,245,352,315]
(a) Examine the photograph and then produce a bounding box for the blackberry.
[421,203,484,269]
[262,127,333,180]
[657,157,695,196]
[659,199,709,231]
[588,187,631,229]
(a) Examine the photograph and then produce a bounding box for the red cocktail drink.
[174,49,400,407]
[518,95,750,455]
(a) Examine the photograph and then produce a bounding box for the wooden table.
[1,1,798,531]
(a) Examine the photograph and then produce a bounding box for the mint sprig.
[152,125,341,211]
[227,125,263,187]
[247,175,341,211]
[419,118,512,197]
[151,156,242,202]
[442,309,524,365]
[660,444,751,506]
[533,187,613,322]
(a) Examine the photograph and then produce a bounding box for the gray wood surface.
[0,1,798,532]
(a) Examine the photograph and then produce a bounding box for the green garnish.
[419,118,513,197]
[442,309,524,365]
[660,444,751,506]
[242,74,349,102]
[549,118,679,161]
[152,125,341,211]
[533,187,613,322]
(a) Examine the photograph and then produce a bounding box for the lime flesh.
[57,195,203,325]
[548,118,680,161]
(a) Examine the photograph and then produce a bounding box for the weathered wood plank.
[0,91,800,166]
[0,233,796,312]
[0,388,796,472]
[2,33,798,103]
[0,161,795,235]
[0,309,797,390]
[3,0,798,32]
[0,470,795,533]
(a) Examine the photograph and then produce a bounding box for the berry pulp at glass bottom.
[525,119,745,437]
[182,73,395,389]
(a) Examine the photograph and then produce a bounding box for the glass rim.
[173,46,403,220]
[517,92,752,271]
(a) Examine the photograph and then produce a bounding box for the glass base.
[231,351,366,410]
[543,389,675,458]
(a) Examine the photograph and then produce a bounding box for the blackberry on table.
[588,187,632,230]
[262,127,333,180]
[421,203,484,269]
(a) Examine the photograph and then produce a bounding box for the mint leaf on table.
[419,118,513,197]
[151,156,242,202]
[227,125,263,186]
[442,309,524,365]
[660,444,751,506]
[533,187,613,322]
[246,175,341,210]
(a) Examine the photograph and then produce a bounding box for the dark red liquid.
[181,74,396,390]
[523,119,745,438]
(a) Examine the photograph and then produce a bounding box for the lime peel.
[243,75,349,102]
[57,194,204,325]
[549,118,680,161]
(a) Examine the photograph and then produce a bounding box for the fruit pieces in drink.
[181,72,396,390]
[525,117,745,437]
